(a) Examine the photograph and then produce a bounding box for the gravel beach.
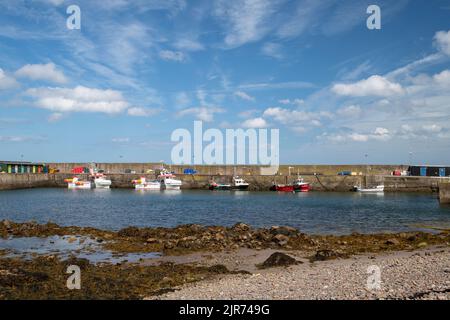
[155,247,450,300]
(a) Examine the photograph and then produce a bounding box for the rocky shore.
[0,220,449,299]
[2,220,449,257]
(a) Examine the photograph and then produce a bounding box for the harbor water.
[0,188,449,235]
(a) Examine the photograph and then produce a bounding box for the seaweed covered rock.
[310,249,348,262]
[258,252,300,269]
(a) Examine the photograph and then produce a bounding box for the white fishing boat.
[93,174,112,189]
[65,177,92,190]
[132,177,161,190]
[354,185,384,193]
[159,169,182,190]
[232,176,249,190]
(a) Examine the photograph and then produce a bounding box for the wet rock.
[417,242,428,248]
[67,237,77,244]
[118,227,141,238]
[270,226,298,237]
[2,220,11,229]
[310,249,347,262]
[146,238,158,244]
[207,264,229,274]
[273,234,289,246]
[181,236,197,242]
[258,252,300,269]
[215,233,225,241]
[385,239,400,246]
[164,242,175,249]
[232,223,250,232]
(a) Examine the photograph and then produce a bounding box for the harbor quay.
[439,183,450,204]
[0,163,449,192]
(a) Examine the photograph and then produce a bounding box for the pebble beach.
[156,247,450,300]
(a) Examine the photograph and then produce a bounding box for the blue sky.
[1,0,450,164]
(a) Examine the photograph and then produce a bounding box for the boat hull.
[209,184,231,190]
[294,184,310,192]
[354,185,384,193]
[135,184,160,190]
[161,178,182,190]
[232,185,249,191]
[68,182,92,190]
[95,179,112,189]
[270,185,294,192]
[163,184,181,190]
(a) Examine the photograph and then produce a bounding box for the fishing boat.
[65,177,92,190]
[293,177,310,192]
[209,180,231,190]
[232,176,249,190]
[270,184,294,192]
[159,169,182,190]
[353,185,384,193]
[132,177,161,190]
[93,173,112,189]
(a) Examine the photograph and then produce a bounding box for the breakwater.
[439,183,450,204]
[47,163,406,176]
[1,172,449,192]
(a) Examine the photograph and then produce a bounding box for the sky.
[0,0,450,165]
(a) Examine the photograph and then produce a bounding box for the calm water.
[0,188,450,235]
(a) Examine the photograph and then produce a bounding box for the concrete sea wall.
[439,183,450,204]
[0,173,51,190]
[1,172,449,192]
[46,163,408,176]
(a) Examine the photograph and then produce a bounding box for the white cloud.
[214,0,280,48]
[434,30,450,56]
[176,106,225,122]
[159,50,185,62]
[349,133,369,142]
[173,38,204,51]
[332,75,404,97]
[127,107,161,117]
[433,69,450,85]
[238,109,258,118]
[234,90,255,101]
[26,86,130,114]
[47,113,64,122]
[422,124,442,133]
[372,127,390,141]
[0,68,19,90]
[174,92,191,108]
[263,107,330,125]
[35,0,64,5]
[336,105,361,118]
[239,81,314,90]
[261,42,283,59]
[242,117,268,128]
[15,63,67,84]
[321,127,391,143]
[0,135,46,142]
[112,137,130,143]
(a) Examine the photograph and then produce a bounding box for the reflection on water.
[0,188,449,235]
[0,235,160,264]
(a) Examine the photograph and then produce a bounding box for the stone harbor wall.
[439,183,450,204]
[0,172,449,192]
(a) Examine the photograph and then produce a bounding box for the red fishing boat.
[293,177,310,192]
[270,184,294,192]
[270,177,310,192]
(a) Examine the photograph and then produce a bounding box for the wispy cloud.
[234,90,255,101]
